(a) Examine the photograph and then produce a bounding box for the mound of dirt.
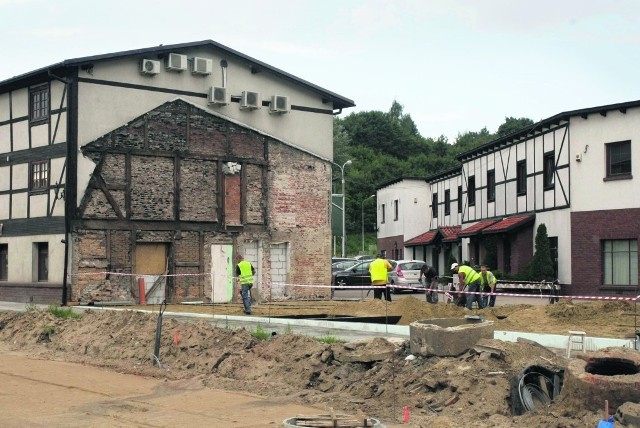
[0,306,613,427]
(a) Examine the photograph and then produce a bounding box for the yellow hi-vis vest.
[369,258,389,282]
[458,265,480,285]
[237,260,254,284]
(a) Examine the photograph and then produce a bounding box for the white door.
[210,244,233,303]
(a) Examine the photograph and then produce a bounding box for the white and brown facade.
[0,40,354,304]
[380,100,639,296]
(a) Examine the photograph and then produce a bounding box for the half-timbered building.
[0,40,354,304]
[382,100,639,296]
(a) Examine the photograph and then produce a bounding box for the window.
[543,152,555,189]
[606,140,632,178]
[444,189,450,216]
[487,170,496,202]
[457,186,462,213]
[30,160,49,191]
[0,244,7,281]
[517,160,527,195]
[468,176,476,206]
[432,193,438,218]
[30,84,49,123]
[393,200,399,221]
[36,242,49,282]
[381,204,386,224]
[602,239,638,286]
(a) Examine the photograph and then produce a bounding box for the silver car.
[388,260,426,294]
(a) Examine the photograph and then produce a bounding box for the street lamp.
[361,194,375,253]
[332,160,352,257]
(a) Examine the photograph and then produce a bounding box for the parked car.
[387,260,426,294]
[332,257,356,264]
[333,260,397,288]
[332,259,360,273]
[353,254,375,261]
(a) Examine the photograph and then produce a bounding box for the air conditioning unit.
[140,59,161,75]
[269,95,290,114]
[240,91,261,110]
[165,53,187,71]
[192,57,212,75]
[208,86,230,106]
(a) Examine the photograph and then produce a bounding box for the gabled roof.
[482,215,535,234]
[0,40,355,109]
[456,99,640,162]
[458,220,499,237]
[404,230,438,246]
[440,225,461,242]
[376,176,428,191]
[426,166,462,183]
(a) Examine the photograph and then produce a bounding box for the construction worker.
[235,254,256,315]
[369,254,393,301]
[479,264,497,307]
[451,262,484,310]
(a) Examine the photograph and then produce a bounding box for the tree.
[496,117,534,137]
[529,224,555,281]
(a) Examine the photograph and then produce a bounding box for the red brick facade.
[378,235,405,260]
[571,208,640,296]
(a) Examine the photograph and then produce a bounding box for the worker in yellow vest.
[236,254,256,315]
[451,262,484,310]
[369,254,393,301]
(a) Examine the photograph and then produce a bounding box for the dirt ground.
[0,298,638,427]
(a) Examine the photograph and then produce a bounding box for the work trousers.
[241,283,253,314]
[465,279,485,309]
[373,285,392,301]
[481,288,496,307]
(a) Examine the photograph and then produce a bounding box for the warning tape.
[69,271,639,302]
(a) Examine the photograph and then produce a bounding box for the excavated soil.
[0,298,638,427]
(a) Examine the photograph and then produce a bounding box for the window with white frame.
[468,176,476,206]
[30,84,49,123]
[432,193,438,218]
[444,189,450,216]
[487,170,495,202]
[393,199,399,221]
[381,204,386,223]
[602,239,638,286]
[30,160,49,192]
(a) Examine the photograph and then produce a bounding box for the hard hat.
[451,262,459,270]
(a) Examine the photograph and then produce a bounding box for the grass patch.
[251,324,271,341]
[48,305,81,319]
[25,303,39,313]
[283,324,294,335]
[41,325,55,335]
[315,334,344,344]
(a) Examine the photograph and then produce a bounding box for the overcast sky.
[2,0,639,142]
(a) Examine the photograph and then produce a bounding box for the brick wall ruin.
[73,99,332,302]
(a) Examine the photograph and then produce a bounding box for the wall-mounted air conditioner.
[165,53,187,71]
[240,91,261,110]
[269,95,290,114]
[192,57,212,75]
[140,59,161,75]
[208,86,230,106]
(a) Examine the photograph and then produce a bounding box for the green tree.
[529,224,555,281]
[496,117,534,137]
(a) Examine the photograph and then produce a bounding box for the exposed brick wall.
[571,209,640,296]
[73,100,332,303]
[246,164,264,224]
[225,174,241,226]
[130,155,174,220]
[268,143,332,298]
[147,106,187,151]
[179,159,217,222]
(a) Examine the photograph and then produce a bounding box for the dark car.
[332,259,360,273]
[333,260,397,288]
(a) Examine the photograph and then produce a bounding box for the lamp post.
[361,194,375,253]
[333,160,352,257]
